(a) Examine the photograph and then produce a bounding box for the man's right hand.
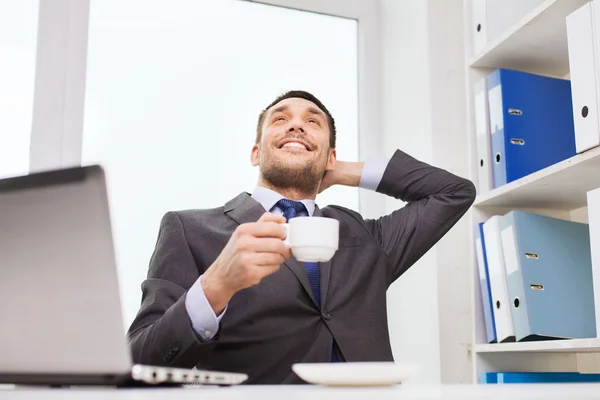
[200,212,291,315]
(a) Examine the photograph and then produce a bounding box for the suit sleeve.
[363,149,476,285]
[127,211,219,367]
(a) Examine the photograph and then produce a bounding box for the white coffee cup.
[281,217,339,262]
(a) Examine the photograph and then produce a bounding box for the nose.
[287,119,305,134]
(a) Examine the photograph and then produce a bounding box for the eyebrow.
[270,105,289,115]
[306,107,326,119]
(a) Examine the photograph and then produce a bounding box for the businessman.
[127,90,476,384]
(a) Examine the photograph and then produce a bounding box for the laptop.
[0,165,248,387]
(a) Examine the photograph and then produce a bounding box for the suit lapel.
[224,192,314,306]
[313,205,332,309]
[282,257,314,307]
[224,192,265,225]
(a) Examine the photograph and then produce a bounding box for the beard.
[259,151,328,195]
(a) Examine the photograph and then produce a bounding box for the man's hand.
[201,212,291,315]
[318,160,365,193]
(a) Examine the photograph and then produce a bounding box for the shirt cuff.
[359,156,390,190]
[185,275,227,341]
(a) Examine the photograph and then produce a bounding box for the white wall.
[381,0,440,385]
[427,0,472,384]
[381,0,470,384]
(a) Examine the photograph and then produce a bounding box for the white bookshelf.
[476,338,600,354]
[463,0,600,383]
[475,145,600,210]
[469,0,589,76]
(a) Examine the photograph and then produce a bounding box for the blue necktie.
[275,199,340,362]
[275,199,321,307]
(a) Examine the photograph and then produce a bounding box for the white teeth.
[282,142,307,150]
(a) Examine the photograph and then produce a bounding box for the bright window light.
[82,0,359,327]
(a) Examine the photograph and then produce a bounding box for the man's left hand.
[318,160,364,193]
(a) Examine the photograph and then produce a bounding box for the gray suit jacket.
[127,149,476,384]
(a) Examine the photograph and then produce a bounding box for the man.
[127,90,476,384]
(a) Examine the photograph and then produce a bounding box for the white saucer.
[291,362,419,387]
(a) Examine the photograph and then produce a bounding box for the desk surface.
[2,383,600,399]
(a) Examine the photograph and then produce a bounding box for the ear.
[250,144,260,166]
[325,148,336,171]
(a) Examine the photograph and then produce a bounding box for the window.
[0,1,39,179]
[82,0,359,327]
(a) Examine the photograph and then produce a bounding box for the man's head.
[251,90,337,196]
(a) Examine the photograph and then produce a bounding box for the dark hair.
[255,90,336,149]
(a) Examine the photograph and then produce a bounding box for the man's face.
[251,97,336,194]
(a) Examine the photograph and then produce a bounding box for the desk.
[2,384,600,399]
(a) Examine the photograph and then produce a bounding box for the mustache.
[276,134,315,150]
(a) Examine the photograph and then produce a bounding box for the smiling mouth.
[281,142,308,151]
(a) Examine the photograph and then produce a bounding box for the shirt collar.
[251,186,316,216]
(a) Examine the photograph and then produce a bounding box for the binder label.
[475,90,487,137]
[475,238,486,277]
[501,225,519,276]
[488,84,504,134]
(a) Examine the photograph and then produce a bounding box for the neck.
[257,178,317,201]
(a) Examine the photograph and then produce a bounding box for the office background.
[5,0,466,385]
[12,0,600,387]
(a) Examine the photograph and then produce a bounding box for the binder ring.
[508,108,523,116]
[582,106,589,118]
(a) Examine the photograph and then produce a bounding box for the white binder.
[470,0,487,56]
[567,1,600,154]
[473,78,492,193]
[470,0,545,57]
[587,187,600,337]
[482,215,515,342]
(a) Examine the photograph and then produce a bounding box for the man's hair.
[255,90,336,149]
